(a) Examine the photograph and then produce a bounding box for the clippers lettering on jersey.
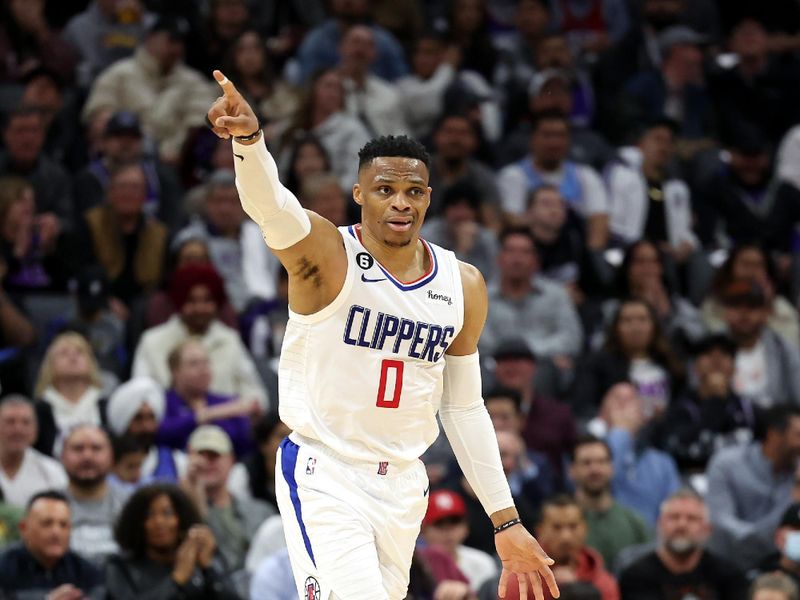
[343,304,455,362]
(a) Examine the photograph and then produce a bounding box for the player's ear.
[353,183,364,206]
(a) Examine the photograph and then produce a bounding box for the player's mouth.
[386,218,413,233]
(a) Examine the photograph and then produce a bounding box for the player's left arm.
[442,261,559,600]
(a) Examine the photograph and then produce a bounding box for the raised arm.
[441,261,558,600]
[207,70,347,315]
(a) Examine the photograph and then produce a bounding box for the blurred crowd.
[2,0,800,598]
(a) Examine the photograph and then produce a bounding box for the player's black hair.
[484,387,523,413]
[570,434,612,463]
[115,483,202,558]
[26,489,69,512]
[358,135,431,172]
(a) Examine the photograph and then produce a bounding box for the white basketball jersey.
[278,224,464,464]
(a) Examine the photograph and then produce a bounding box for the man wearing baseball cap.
[181,425,273,571]
[421,489,498,592]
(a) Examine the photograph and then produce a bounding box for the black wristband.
[234,129,262,142]
[494,518,522,535]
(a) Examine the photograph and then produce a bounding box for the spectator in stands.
[547,0,630,58]
[63,0,150,86]
[619,489,747,599]
[421,181,498,279]
[73,111,184,231]
[499,69,614,172]
[569,435,650,570]
[0,176,71,293]
[753,502,800,590]
[656,334,759,474]
[603,240,705,349]
[710,19,800,143]
[291,0,408,84]
[0,395,66,507]
[573,299,684,419]
[61,423,129,563]
[621,27,716,150]
[222,30,298,127]
[184,0,249,77]
[495,495,619,600]
[275,68,371,190]
[494,0,551,111]
[78,162,169,310]
[177,170,279,312]
[708,404,800,569]
[0,490,103,598]
[498,111,609,250]
[750,573,800,600]
[427,113,500,226]
[396,32,460,140]
[695,127,795,251]
[158,339,256,457]
[0,106,74,232]
[0,0,77,84]
[132,264,268,406]
[719,280,800,408]
[242,413,290,511]
[607,118,697,261]
[491,339,577,479]
[82,16,215,162]
[482,227,584,361]
[338,25,408,137]
[420,489,498,592]
[526,184,612,307]
[108,435,147,493]
[283,134,332,196]
[444,0,497,81]
[299,173,349,226]
[589,383,681,525]
[144,235,238,330]
[107,483,240,599]
[33,332,106,456]
[106,377,188,484]
[180,426,273,571]
[65,265,127,380]
[702,245,800,348]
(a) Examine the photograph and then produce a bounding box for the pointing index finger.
[213,69,237,98]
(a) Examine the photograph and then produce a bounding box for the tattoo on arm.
[294,256,323,288]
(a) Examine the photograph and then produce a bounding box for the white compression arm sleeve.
[439,352,514,516]
[232,136,311,250]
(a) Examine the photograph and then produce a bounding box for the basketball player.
[207,69,558,600]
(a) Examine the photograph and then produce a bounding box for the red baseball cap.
[424,490,467,526]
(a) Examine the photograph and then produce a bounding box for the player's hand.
[207,70,259,140]
[496,525,559,600]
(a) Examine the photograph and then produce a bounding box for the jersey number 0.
[376,359,404,408]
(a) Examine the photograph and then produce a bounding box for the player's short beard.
[384,237,412,248]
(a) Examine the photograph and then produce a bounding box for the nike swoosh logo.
[423,486,430,496]
[233,153,244,161]
[361,274,387,283]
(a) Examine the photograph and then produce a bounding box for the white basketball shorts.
[275,432,430,600]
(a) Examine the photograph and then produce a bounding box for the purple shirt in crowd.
[157,389,253,457]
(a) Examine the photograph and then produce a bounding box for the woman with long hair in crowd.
[106,483,240,599]
[573,298,684,420]
[33,331,107,455]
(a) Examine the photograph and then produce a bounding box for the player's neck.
[359,225,427,280]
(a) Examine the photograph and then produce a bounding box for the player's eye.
[378,186,392,194]
[411,188,424,196]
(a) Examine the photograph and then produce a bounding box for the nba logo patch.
[306,457,316,475]
[377,461,389,475]
[304,576,320,600]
